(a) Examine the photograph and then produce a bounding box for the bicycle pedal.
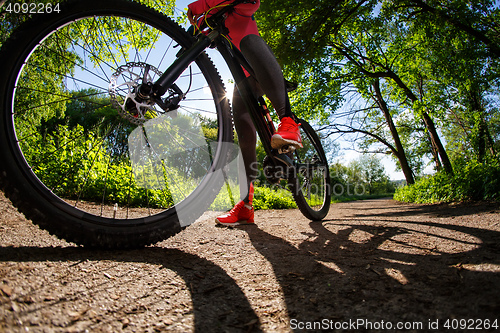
[278,145,296,154]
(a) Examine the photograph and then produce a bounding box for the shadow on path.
[240,201,500,329]
[0,246,262,332]
[1,200,499,331]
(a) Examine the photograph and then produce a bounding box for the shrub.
[394,158,500,203]
[253,186,296,210]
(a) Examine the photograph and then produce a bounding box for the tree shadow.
[1,200,499,331]
[351,200,499,218]
[240,207,500,328]
[0,246,262,332]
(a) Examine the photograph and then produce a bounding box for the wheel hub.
[109,62,163,125]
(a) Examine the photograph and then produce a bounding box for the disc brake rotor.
[109,62,163,125]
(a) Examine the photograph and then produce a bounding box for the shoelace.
[230,203,243,214]
[229,202,250,215]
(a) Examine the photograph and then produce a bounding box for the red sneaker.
[271,117,303,149]
[215,201,254,226]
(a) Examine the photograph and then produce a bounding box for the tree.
[330,155,394,197]
[256,0,500,184]
[348,155,392,195]
[386,0,500,164]
[392,0,500,58]
[328,14,454,175]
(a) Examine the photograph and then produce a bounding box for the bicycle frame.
[0,0,330,250]
[215,38,276,157]
[151,1,284,164]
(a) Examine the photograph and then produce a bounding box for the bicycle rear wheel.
[289,119,331,220]
[0,0,233,248]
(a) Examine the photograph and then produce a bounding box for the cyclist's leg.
[239,34,292,119]
[214,79,258,225]
[232,78,259,204]
[239,34,301,149]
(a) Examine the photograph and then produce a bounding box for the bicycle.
[0,0,331,248]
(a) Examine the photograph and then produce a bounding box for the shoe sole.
[271,135,303,149]
[215,218,255,226]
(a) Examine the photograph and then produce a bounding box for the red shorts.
[188,0,260,50]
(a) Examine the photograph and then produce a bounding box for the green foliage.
[209,183,296,211]
[22,123,174,208]
[20,103,228,210]
[253,186,296,210]
[5,0,499,209]
[394,158,500,203]
[256,0,500,189]
[255,0,372,123]
[330,156,395,199]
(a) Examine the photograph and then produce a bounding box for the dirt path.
[1,191,499,332]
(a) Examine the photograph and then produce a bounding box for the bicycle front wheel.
[0,0,233,248]
[289,119,331,220]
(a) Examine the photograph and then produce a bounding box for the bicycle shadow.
[0,246,262,332]
[239,201,500,326]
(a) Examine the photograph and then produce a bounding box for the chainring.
[263,156,288,184]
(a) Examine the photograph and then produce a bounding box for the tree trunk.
[477,116,486,163]
[469,90,488,163]
[428,132,442,172]
[373,79,415,184]
[333,45,454,176]
[387,70,454,174]
[421,112,454,174]
[485,123,497,157]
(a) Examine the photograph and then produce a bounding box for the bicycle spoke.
[2,0,233,248]
[11,8,227,221]
[179,105,217,115]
